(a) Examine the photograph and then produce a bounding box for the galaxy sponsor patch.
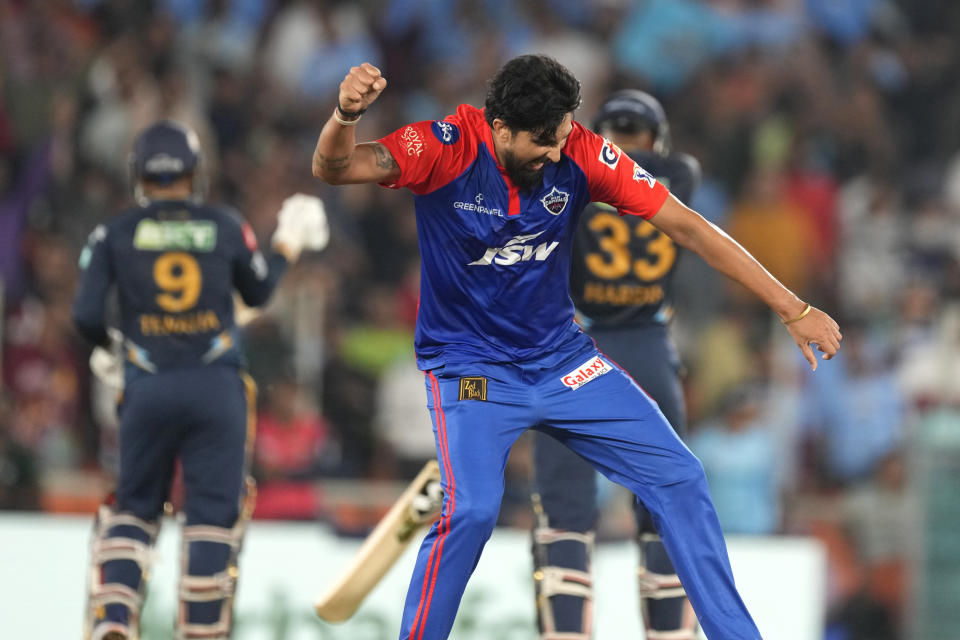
[560,355,612,390]
[431,120,460,145]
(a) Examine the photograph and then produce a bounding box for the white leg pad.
[84,505,159,640]
[176,523,245,639]
[533,527,595,639]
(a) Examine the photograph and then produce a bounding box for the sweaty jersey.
[378,104,669,369]
[570,150,700,328]
[72,199,287,376]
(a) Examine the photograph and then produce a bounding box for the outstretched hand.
[784,306,842,371]
[339,63,387,114]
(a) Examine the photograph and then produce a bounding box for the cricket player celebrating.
[74,120,327,640]
[312,56,841,640]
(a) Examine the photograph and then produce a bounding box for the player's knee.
[536,493,596,529]
[456,500,500,533]
[660,447,706,487]
[184,498,240,529]
[543,509,596,532]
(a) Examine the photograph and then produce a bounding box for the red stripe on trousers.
[411,372,456,640]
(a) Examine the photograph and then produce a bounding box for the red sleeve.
[377,109,477,195]
[563,121,669,219]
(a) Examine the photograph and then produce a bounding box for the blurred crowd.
[3,0,960,638]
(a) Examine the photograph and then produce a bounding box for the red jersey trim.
[562,121,669,220]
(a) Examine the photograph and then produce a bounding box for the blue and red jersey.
[378,104,668,369]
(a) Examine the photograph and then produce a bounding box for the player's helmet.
[129,119,202,194]
[591,90,671,155]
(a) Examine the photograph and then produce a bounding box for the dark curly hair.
[484,55,581,144]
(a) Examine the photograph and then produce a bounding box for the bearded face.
[500,148,549,192]
[492,113,574,193]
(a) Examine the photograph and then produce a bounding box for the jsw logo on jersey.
[468,231,560,266]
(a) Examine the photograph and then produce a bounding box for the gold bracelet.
[333,107,361,126]
[782,303,812,325]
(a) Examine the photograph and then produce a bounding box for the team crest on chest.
[540,186,570,215]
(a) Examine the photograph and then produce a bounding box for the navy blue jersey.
[73,199,287,374]
[377,105,669,369]
[569,151,700,328]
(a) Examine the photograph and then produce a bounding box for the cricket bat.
[315,460,444,622]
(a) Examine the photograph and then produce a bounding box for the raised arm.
[650,194,842,370]
[312,63,401,185]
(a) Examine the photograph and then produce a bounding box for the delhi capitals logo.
[431,120,460,145]
[540,186,570,215]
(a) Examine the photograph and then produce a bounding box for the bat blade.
[315,460,443,622]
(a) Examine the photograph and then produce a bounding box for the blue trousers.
[533,324,690,634]
[400,340,760,640]
[535,323,686,533]
[99,365,256,629]
[116,365,254,527]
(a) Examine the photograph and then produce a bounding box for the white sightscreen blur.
[0,514,825,639]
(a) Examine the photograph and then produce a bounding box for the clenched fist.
[338,62,387,115]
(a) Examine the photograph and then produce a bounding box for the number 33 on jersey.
[570,149,701,328]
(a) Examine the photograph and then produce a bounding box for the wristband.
[337,101,366,118]
[782,303,812,325]
[333,108,361,126]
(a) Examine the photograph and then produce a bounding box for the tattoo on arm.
[314,149,351,174]
[372,143,399,171]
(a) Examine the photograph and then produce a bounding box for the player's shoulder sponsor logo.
[599,138,622,170]
[540,186,570,215]
[431,120,460,145]
[400,125,425,158]
[560,355,612,391]
[632,162,657,189]
[459,376,487,401]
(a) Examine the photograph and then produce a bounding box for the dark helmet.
[130,119,202,185]
[591,89,671,155]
